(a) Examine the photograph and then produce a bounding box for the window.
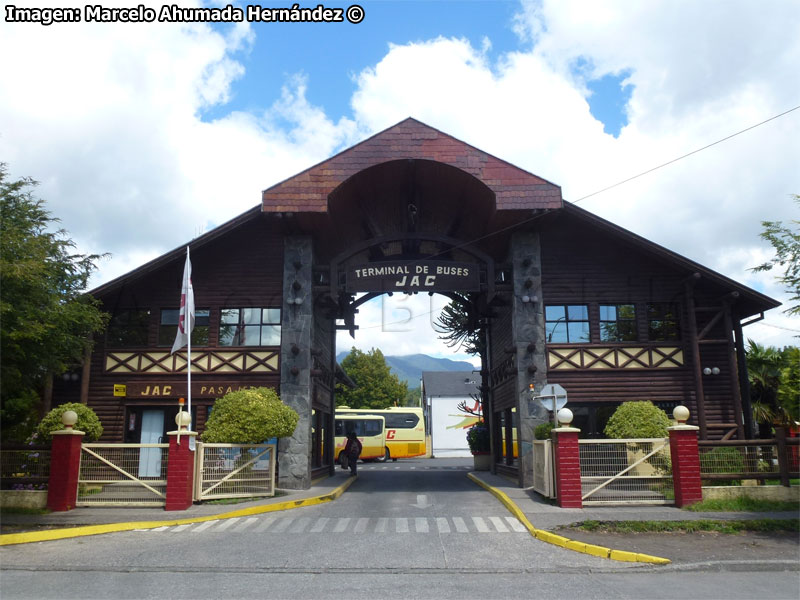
[647,303,681,341]
[158,309,210,346]
[599,304,637,342]
[545,305,590,343]
[106,309,150,347]
[219,308,281,347]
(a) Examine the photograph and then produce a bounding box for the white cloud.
[1,0,797,356]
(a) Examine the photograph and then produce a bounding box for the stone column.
[47,411,85,512]
[279,236,313,489]
[668,406,703,508]
[553,409,582,509]
[165,411,196,511]
[510,231,547,487]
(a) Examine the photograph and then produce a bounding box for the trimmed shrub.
[37,402,103,442]
[534,421,555,440]
[201,387,299,443]
[603,401,671,439]
[466,422,490,454]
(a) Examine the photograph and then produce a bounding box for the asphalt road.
[1,459,798,599]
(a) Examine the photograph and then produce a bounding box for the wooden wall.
[70,216,286,441]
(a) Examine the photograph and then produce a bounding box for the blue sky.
[1,0,798,361]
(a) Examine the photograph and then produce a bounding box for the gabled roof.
[261,117,562,214]
[561,202,781,317]
[422,371,481,398]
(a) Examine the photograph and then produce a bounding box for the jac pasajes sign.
[123,382,257,398]
[346,261,480,292]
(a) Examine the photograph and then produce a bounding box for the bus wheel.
[375,447,390,463]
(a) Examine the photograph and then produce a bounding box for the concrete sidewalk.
[469,470,800,529]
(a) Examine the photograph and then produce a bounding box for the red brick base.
[554,429,583,509]
[47,432,84,512]
[164,432,196,511]
[669,427,703,508]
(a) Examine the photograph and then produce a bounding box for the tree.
[434,294,485,357]
[201,387,299,443]
[37,402,103,442]
[0,165,109,440]
[335,347,408,409]
[603,401,671,439]
[746,340,799,435]
[751,195,800,316]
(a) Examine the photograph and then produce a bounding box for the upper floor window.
[647,303,681,341]
[158,309,210,347]
[599,304,638,342]
[545,305,590,343]
[219,308,281,347]
[106,309,150,347]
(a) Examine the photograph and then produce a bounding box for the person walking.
[343,431,362,476]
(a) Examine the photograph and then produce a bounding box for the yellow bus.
[334,414,386,463]
[336,407,425,461]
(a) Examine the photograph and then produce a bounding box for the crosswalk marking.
[254,516,277,532]
[504,516,528,532]
[136,515,527,535]
[233,517,259,532]
[452,517,468,533]
[309,517,329,533]
[472,517,489,533]
[289,517,312,533]
[215,518,240,531]
[436,517,450,533]
[333,518,350,533]
[192,520,218,532]
[353,517,369,533]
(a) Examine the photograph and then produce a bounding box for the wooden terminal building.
[53,119,780,489]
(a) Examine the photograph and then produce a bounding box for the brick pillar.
[164,430,197,511]
[47,429,85,512]
[669,424,703,507]
[553,427,582,509]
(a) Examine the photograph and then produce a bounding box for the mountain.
[335,352,476,386]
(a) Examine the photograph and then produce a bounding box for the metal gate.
[77,443,169,506]
[194,443,276,501]
[531,440,556,498]
[579,438,673,505]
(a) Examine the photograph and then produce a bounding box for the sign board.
[346,260,480,293]
[113,384,127,397]
[124,382,257,398]
[535,383,568,412]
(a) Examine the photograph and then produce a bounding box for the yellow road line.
[0,476,357,547]
[466,472,670,565]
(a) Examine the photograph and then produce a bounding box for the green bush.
[201,387,299,443]
[699,446,745,486]
[603,401,671,439]
[466,422,490,454]
[534,421,555,440]
[37,402,103,442]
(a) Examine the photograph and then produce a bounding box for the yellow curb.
[0,475,357,547]
[466,472,670,565]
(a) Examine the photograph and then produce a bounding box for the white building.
[422,372,482,458]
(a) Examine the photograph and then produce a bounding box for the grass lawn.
[686,496,799,512]
[572,518,798,535]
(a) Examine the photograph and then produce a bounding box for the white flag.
[171,249,195,354]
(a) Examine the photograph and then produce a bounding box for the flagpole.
[186,246,192,430]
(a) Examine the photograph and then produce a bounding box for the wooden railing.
[698,429,799,486]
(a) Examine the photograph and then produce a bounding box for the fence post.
[165,411,197,511]
[47,411,86,512]
[775,427,790,487]
[553,408,582,509]
[668,406,703,508]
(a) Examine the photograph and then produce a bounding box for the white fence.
[531,440,555,498]
[194,443,276,501]
[77,443,169,506]
[578,438,673,505]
